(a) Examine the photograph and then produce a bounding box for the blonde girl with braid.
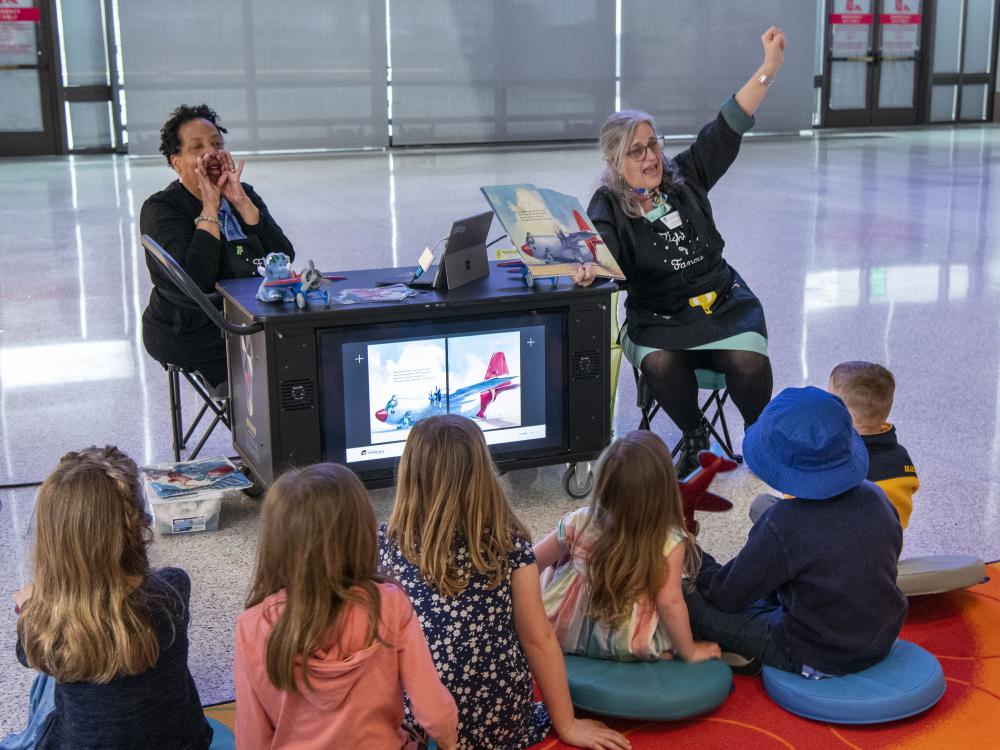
[535,431,721,663]
[379,414,630,750]
[12,445,212,750]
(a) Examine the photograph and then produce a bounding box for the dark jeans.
[684,589,799,673]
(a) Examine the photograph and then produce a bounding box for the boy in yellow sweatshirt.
[829,361,919,529]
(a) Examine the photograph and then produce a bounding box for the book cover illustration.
[141,457,251,498]
[481,183,624,282]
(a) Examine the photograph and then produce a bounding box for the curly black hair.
[158,104,228,166]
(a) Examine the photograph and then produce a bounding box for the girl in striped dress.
[535,431,721,662]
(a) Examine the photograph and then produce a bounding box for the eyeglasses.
[625,138,662,162]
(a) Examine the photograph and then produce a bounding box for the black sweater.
[588,95,754,316]
[140,180,294,373]
[18,568,212,750]
[696,481,908,675]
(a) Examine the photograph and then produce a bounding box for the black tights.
[639,349,773,432]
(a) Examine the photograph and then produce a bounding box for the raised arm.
[734,27,787,118]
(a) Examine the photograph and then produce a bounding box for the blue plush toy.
[256,252,294,302]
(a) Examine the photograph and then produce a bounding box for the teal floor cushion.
[762,640,945,724]
[565,654,733,721]
[207,718,235,750]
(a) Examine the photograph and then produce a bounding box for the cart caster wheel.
[295,292,306,309]
[562,463,593,499]
[237,463,266,498]
[735,454,744,464]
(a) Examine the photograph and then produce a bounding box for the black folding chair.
[141,235,263,461]
[634,366,743,463]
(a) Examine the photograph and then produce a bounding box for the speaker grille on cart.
[280,379,315,411]
[571,350,600,379]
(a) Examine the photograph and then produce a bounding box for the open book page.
[481,183,625,281]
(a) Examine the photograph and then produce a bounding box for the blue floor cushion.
[565,654,733,720]
[207,717,235,750]
[762,640,945,724]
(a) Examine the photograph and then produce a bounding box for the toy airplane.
[679,448,737,535]
[520,209,602,265]
[261,259,346,309]
[374,352,519,429]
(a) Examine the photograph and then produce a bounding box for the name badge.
[661,211,683,230]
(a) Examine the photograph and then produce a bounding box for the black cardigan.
[140,180,293,372]
[588,96,754,317]
[18,568,212,750]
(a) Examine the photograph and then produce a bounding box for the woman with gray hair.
[584,27,786,477]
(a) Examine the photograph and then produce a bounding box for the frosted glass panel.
[878,61,914,108]
[58,0,108,86]
[930,84,957,121]
[620,0,817,134]
[390,0,614,145]
[68,100,113,149]
[960,84,988,119]
[119,0,388,154]
[0,70,43,131]
[830,61,868,109]
[963,0,995,74]
[933,0,963,73]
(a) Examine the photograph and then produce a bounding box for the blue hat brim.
[742,424,869,500]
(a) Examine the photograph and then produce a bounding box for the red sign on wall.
[0,8,40,22]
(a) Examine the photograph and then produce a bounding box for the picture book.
[141,456,251,499]
[480,183,625,283]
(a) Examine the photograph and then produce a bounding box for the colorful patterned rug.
[205,564,999,749]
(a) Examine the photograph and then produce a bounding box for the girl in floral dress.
[379,414,629,750]
[536,431,720,663]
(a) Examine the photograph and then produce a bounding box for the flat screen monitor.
[318,309,565,475]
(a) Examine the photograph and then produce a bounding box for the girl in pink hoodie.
[234,463,458,750]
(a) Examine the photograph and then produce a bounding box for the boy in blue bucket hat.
[684,386,907,676]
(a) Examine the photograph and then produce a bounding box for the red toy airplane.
[679,449,737,535]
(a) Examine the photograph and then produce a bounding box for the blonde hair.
[387,414,530,598]
[599,109,685,218]
[246,463,384,693]
[829,361,895,426]
[582,431,701,628]
[18,446,159,683]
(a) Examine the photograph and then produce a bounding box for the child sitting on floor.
[688,387,908,676]
[12,446,212,750]
[829,361,919,529]
[750,361,919,530]
[379,414,630,750]
[535,430,721,663]
[234,463,458,750]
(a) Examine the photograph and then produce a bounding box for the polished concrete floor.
[2,126,1000,733]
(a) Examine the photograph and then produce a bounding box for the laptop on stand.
[410,210,494,291]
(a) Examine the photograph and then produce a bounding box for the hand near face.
[761,26,787,74]
[195,154,223,213]
[217,149,249,206]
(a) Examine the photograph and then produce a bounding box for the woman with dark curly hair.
[141,104,294,390]
[583,28,786,476]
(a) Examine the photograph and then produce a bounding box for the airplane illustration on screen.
[520,210,602,265]
[374,352,519,429]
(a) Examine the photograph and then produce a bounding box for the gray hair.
[599,109,684,219]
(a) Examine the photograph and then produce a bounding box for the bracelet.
[194,215,221,227]
[757,73,776,87]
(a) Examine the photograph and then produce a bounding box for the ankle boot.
[675,420,710,478]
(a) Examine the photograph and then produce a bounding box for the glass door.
[0,0,61,155]
[823,0,925,126]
